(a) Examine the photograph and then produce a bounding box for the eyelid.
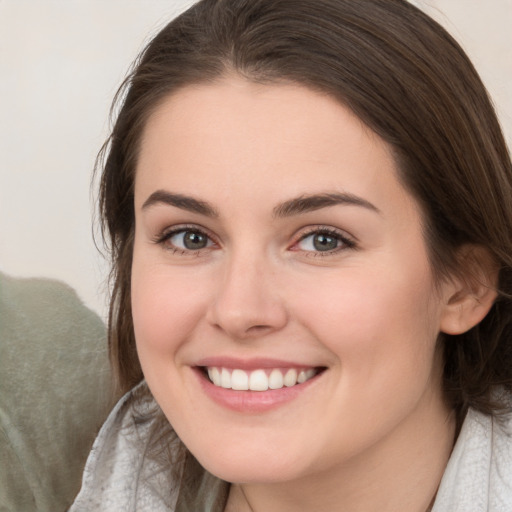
[290,225,357,253]
[152,223,218,251]
[151,223,356,256]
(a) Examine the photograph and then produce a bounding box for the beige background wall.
[1,1,510,318]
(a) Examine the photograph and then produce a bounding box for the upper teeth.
[206,367,317,391]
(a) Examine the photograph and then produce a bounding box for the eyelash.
[292,227,357,256]
[153,225,357,256]
[152,224,217,255]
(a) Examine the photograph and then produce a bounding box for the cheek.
[131,259,209,357]
[292,264,440,374]
[294,267,443,438]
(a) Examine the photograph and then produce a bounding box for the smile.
[194,361,326,412]
[205,367,319,391]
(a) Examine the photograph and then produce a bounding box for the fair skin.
[131,77,488,512]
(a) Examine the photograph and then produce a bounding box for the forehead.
[139,78,381,164]
[135,77,417,220]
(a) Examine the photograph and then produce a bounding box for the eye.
[294,228,355,254]
[156,227,215,253]
[171,230,212,250]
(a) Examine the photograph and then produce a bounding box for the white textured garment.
[70,385,512,512]
[69,385,182,512]
[432,405,512,511]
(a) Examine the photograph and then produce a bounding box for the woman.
[71,0,512,510]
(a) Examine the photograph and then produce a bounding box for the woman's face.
[132,77,454,484]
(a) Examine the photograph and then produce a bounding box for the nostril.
[246,324,273,334]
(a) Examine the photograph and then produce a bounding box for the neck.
[225,393,455,512]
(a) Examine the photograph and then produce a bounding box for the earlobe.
[439,246,499,335]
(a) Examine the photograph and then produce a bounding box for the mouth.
[200,366,324,391]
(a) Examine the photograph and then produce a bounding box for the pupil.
[313,234,338,251]
[184,231,207,249]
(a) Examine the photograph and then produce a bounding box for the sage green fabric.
[0,272,114,512]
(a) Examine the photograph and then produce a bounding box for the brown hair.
[98,0,512,423]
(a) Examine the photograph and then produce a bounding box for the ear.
[439,245,499,335]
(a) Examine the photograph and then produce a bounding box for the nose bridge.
[207,243,287,338]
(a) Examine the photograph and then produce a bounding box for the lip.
[192,358,325,413]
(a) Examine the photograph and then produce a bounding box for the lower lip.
[193,368,322,413]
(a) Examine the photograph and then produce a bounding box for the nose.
[206,251,288,340]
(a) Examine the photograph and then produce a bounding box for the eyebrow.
[273,192,380,218]
[141,190,380,218]
[141,190,219,217]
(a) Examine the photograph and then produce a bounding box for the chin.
[189,441,308,484]
[201,459,302,485]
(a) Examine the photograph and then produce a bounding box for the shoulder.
[488,406,512,510]
[70,382,183,512]
[433,402,512,512]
